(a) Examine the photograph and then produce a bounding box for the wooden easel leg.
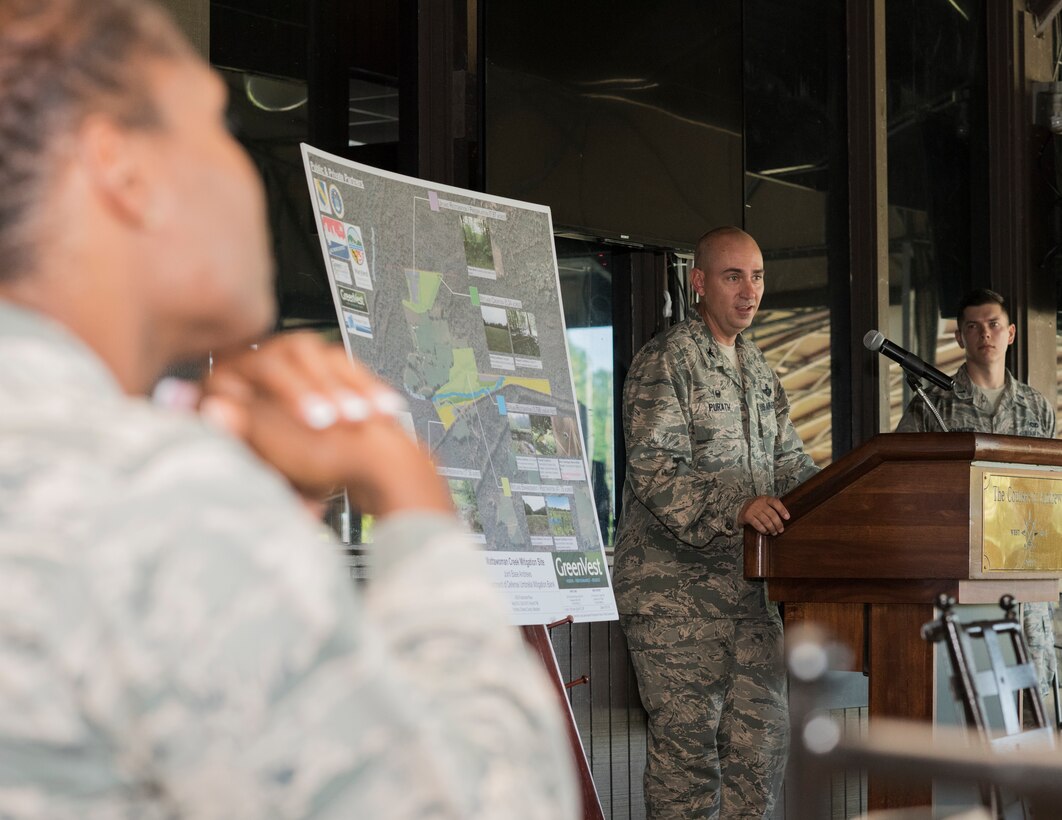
[521,624,606,820]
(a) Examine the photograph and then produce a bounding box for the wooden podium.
[744,432,1062,811]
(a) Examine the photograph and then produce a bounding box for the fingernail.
[373,391,408,416]
[153,377,201,411]
[338,392,372,422]
[301,395,338,429]
[199,397,238,433]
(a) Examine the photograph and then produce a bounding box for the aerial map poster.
[301,144,618,625]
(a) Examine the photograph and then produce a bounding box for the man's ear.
[954,329,964,349]
[691,267,705,297]
[77,115,159,230]
[1006,323,1016,346]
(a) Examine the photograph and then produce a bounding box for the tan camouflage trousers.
[1023,601,1057,701]
[623,614,787,819]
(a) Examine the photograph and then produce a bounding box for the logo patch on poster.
[346,224,368,269]
[328,182,344,218]
[313,179,331,214]
[343,309,373,338]
[552,550,608,590]
[321,217,349,260]
[337,286,368,313]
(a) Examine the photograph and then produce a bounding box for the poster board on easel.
[300,144,617,627]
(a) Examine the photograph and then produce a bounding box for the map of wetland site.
[302,145,617,623]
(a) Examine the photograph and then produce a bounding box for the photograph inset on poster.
[449,478,485,540]
[508,413,558,457]
[460,214,497,279]
[507,309,540,357]
[302,144,616,624]
[481,306,513,354]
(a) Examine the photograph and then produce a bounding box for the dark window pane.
[884,0,988,424]
[211,0,404,326]
[744,0,847,465]
[485,0,744,248]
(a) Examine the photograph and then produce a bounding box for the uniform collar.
[951,363,1016,406]
[0,299,123,399]
[689,310,746,360]
[689,311,749,393]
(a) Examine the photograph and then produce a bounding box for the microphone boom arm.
[905,372,949,432]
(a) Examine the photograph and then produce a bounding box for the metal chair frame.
[922,594,1056,819]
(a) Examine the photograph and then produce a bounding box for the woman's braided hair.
[0,0,188,280]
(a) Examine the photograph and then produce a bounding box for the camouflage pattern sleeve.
[894,367,1053,437]
[0,422,577,819]
[1040,392,1056,438]
[771,372,820,495]
[622,342,746,547]
[896,396,930,433]
[0,304,577,818]
[365,512,579,818]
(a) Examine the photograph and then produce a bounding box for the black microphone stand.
[905,372,949,432]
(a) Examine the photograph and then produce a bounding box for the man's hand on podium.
[738,495,791,536]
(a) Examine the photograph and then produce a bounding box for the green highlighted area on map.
[402,270,444,314]
[433,347,551,428]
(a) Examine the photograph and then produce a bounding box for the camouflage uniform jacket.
[0,302,577,820]
[612,313,819,619]
[896,363,1055,437]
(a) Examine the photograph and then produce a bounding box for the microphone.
[863,330,954,391]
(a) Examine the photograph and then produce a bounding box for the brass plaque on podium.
[978,470,1062,573]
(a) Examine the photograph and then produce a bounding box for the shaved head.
[693,226,753,274]
[690,227,764,345]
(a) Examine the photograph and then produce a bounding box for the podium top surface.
[743,433,1062,594]
[782,432,1062,520]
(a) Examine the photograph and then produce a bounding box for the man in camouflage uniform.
[0,1,576,817]
[897,288,1058,704]
[614,227,819,819]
